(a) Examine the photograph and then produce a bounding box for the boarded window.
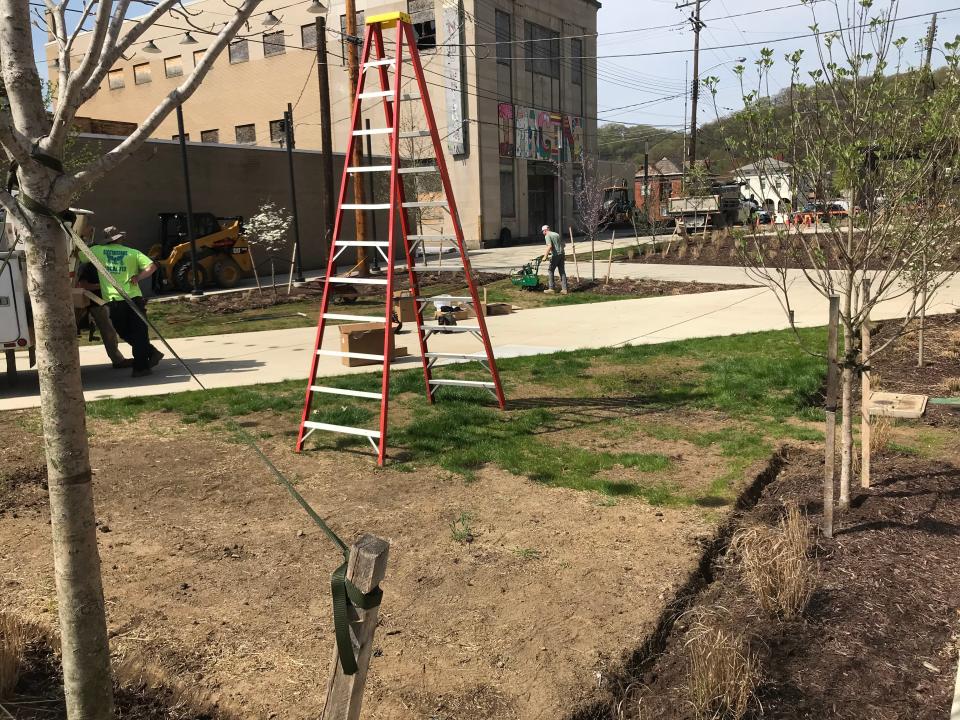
[107,68,125,90]
[200,129,219,143]
[263,31,285,57]
[500,159,515,217]
[164,55,183,78]
[269,118,286,144]
[172,133,190,142]
[301,23,317,50]
[235,124,256,144]
[496,10,512,65]
[340,11,364,65]
[229,38,249,64]
[133,63,151,85]
[524,21,559,78]
[193,49,206,67]
[571,38,583,85]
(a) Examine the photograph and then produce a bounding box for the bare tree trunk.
[918,280,927,368]
[20,214,114,719]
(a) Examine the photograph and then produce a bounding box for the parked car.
[793,202,848,224]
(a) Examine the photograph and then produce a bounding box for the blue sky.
[595,0,960,129]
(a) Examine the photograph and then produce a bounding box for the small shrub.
[945,376,960,394]
[729,503,817,619]
[449,512,474,544]
[0,613,38,700]
[870,415,893,454]
[683,606,760,720]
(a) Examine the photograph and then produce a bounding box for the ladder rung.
[416,295,475,303]
[342,203,391,210]
[398,166,437,174]
[363,58,395,68]
[424,352,484,360]
[336,240,390,247]
[429,379,496,388]
[348,165,392,173]
[322,313,381,322]
[317,349,385,361]
[409,234,456,241]
[353,128,393,136]
[424,326,481,333]
[310,385,383,400]
[302,420,381,438]
[403,201,448,209]
[329,276,389,285]
[399,130,431,138]
[359,90,393,99]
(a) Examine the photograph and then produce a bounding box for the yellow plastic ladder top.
[366,11,411,27]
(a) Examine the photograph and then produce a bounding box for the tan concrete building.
[53,0,607,247]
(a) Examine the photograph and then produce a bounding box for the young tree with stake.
[0,0,260,716]
[706,0,960,519]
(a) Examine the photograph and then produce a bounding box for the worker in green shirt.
[541,224,568,295]
[82,226,164,377]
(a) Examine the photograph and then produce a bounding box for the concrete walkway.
[2,265,958,411]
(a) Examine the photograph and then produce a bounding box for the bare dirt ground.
[0,409,743,719]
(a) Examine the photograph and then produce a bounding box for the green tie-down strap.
[331,562,384,676]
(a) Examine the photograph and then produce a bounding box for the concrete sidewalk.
[2,267,957,411]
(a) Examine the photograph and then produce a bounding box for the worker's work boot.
[560,289,569,295]
[544,288,555,294]
[149,349,165,368]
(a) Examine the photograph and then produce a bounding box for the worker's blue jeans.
[548,254,568,291]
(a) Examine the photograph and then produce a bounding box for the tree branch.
[56,0,261,204]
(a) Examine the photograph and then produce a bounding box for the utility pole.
[925,12,938,70]
[643,142,650,229]
[316,15,335,264]
[345,0,368,275]
[175,104,202,296]
[284,103,305,283]
[366,118,380,272]
[678,0,704,172]
[682,59,688,185]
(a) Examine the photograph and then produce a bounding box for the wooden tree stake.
[605,230,616,285]
[860,280,872,488]
[824,296,841,538]
[321,534,390,720]
[568,227,580,284]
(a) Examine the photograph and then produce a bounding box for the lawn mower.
[510,256,543,290]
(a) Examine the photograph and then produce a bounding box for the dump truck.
[150,212,253,293]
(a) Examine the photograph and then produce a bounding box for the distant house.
[734,158,795,212]
[635,157,684,223]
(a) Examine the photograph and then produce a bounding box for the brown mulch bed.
[578,448,960,720]
[870,312,960,427]
[570,278,755,296]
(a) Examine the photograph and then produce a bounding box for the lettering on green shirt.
[85,244,152,301]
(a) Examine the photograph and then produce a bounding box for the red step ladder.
[296,11,506,466]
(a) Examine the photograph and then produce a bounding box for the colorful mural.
[497,103,583,163]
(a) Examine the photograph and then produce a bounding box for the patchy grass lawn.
[85,327,827,507]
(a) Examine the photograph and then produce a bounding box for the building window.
[269,118,287,144]
[263,30,285,57]
[201,129,219,143]
[500,159,515,218]
[172,133,190,142]
[301,23,318,49]
[133,63,151,85]
[340,11,364,65]
[229,38,249,64]
[409,1,436,51]
[571,38,583,85]
[193,49,206,67]
[107,68,125,90]
[164,55,183,78]
[495,10,511,65]
[524,21,559,79]
[235,124,256,144]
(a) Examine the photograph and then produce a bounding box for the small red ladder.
[295,11,506,466]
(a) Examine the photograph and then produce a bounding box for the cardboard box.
[465,302,513,318]
[435,306,470,321]
[392,290,418,323]
[337,322,407,367]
